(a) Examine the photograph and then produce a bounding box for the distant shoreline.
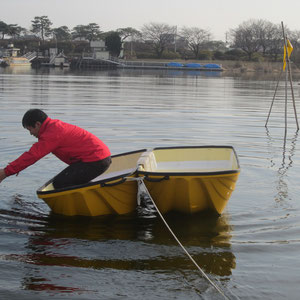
[123,59,300,74]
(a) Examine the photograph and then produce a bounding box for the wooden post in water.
[282,23,289,145]
[265,21,299,132]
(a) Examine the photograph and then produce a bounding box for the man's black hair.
[22,109,48,128]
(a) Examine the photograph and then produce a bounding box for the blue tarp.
[204,63,221,69]
[167,62,184,67]
[185,63,203,68]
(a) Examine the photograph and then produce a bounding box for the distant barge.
[118,62,223,71]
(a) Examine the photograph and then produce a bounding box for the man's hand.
[0,169,7,183]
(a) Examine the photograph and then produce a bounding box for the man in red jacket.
[0,109,111,189]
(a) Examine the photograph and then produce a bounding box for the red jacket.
[5,117,111,176]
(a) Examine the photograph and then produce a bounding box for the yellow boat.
[37,146,240,217]
[137,146,240,214]
[37,149,147,216]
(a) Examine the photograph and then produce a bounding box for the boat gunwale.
[144,145,241,174]
[36,148,147,196]
[153,145,235,150]
[137,169,240,178]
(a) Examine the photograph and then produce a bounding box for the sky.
[1,0,300,41]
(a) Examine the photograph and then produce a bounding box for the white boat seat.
[137,151,157,172]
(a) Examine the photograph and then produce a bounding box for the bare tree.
[290,30,300,50]
[289,30,300,64]
[255,20,277,56]
[230,19,263,60]
[230,20,293,61]
[141,22,176,58]
[180,27,211,59]
[267,24,285,61]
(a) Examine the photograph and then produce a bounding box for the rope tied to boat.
[126,176,229,299]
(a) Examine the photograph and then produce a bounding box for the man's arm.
[0,169,7,183]
[4,137,59,177]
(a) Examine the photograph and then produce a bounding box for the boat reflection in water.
[10,211,236,293]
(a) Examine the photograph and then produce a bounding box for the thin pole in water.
[265,69,283,127]
[282,22,289,143]
[285,54,288,141]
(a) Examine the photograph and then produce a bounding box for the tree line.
[1,16,300,63]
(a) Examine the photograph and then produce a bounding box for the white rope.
[128,177,229,299]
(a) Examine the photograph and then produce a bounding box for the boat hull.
[40,179,138,216]
[139,173,239,214]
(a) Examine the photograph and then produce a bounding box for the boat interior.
[38,147,239,193]
[137,147,240,173]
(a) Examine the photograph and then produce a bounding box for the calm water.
[1,66,300,299]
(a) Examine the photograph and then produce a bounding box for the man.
[0,109,111,189]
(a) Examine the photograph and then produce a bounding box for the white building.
[90,40,109,60]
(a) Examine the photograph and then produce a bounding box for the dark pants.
[52,156,111,189]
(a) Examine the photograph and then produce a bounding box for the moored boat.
[1,56,31,67]
[0,44,31,67]
[37,146,240,217]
